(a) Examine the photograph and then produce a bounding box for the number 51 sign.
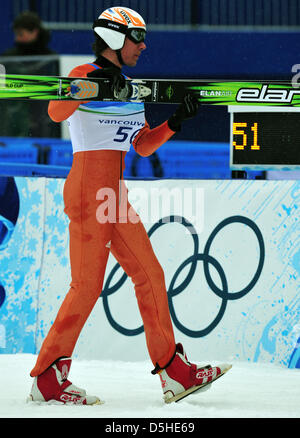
[233,122,260,151]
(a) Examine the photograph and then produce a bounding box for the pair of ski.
[0,73,299,106]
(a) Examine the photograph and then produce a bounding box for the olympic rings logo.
[101,215,265,338]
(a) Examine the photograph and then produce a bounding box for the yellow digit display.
[233,122,247,150]
[233,122,260,151]
[251,123,260,150]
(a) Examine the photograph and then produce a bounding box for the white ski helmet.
[93,6,146,50]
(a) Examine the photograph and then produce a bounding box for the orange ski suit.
[30,62,176,377]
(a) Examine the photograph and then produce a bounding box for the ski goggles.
[127,28,146,44]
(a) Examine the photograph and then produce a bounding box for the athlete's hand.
[168,93,200,131]
[87,67,129,100]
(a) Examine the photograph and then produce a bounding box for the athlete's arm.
[132,121,176,157]
[48,65,95,122]
[132,94,200,157]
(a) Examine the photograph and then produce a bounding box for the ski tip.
[219,363,232,374]
[92,398,105,405]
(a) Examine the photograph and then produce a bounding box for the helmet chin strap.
[116,49,125,67]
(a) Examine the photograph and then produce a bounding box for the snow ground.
[0,354,299,419]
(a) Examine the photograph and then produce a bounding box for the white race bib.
[68,100,145,153]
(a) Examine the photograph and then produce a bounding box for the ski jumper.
[30,59,177,377]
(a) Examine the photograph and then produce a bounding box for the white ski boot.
[158,344,232,403]
[27,357,102,405]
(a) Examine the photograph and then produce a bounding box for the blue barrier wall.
[0,137,268,179]
[0,137,232,179]
[49,30,300,80]
[0,135,265,180]
[9,0,300,28]
[0,24,299,80]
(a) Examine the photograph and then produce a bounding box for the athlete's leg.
[110,202,176,370]
[30,152,117,376]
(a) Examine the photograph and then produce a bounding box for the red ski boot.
[27,357,102,405]
[158,344,232,403]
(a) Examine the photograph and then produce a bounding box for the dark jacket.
[2,28,56,56]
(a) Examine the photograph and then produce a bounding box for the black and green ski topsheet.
[0,73,299,106]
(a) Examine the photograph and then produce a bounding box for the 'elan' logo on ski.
[236,85,300,104]
[200,90,232,97]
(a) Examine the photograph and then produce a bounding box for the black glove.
[87,66,130,100]
[168,93,200,131]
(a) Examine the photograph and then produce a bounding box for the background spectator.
[0,11,59,141]
[2,11,56,56]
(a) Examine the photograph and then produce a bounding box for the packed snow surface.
[0,354,299,418]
